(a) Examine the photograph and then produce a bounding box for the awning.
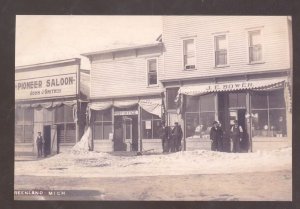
[139,98,162,118]
[178,78,286,96]
[113,99,139,108]
[88,101,113,111]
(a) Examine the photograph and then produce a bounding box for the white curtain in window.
[139,98,162,118]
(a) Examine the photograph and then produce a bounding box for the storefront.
[15,59,89,156]
[87,96,163,152]
[165,74,292,152]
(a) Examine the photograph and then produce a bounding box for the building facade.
[15,58,89,156]
[82,43,165,152]
[161,16,292,152]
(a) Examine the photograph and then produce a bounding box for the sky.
[16,16,163,69]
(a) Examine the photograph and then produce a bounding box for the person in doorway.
[171,122,183,152]
[230,120,243,153]
[217,121,224,152]
[210,121,222,151]
[36,132,44,158]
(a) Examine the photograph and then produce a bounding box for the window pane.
[237,93,246,108]
[15,125,23,143]
[64,105,74,123]
[93,123,103,140]
[200,94,215,111]
[57,124,65,143]
[199,112,215,137]
[103,122,112,139]
[269,89,285,108]
[65,123,76,143]
[185,113,199,138]
[249,45,262,62]
[216,50,227,65]
[167,88,179,110]
[142,121,152,139]
[55,105,64,123]
[269,109,286,137]
[186,96,199,112]
[148,59,157,72]
[15,108,23,124]
[184,39,195,66]
[149,73,157,85]
[251,92,268,109]
[24,108,34,122]
[152,120,162,138]
[24,125,33,142]
[125,120,131,139]
[215,35,226,50]
[184,39,194,53]
[251,110,268,137]
[102,109,112,121]
[249,30,261,46]
[141,109,152,120]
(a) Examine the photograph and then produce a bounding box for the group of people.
[159,122,183,153]
[210,120,244,153]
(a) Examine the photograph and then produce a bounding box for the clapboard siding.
[90,47,163,99]
[162,16,290,81]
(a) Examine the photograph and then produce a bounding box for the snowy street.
[14,147,292,200]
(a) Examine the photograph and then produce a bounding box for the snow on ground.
[15,147,292,178]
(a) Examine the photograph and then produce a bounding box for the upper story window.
[147,58,158,86]
[248,30,262,63]
[183,39,196,70]
[214,35,228,66]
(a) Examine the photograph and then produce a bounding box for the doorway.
[43,125,51,156]
[113,115,138,151]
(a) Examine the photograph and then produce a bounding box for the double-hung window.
[215,35,227,66]
[248,30,262,63]
[147,58,158,86]
[183,39,196,70]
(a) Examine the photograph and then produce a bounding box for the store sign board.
[114,110,138,116]
[15,73,77,100]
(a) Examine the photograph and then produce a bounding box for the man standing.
[36,132,44,158]
[159,123,167,153]
[230,120,243,153]
[217,121,224,152]
[210,121,222,151]
[172,122,183,152]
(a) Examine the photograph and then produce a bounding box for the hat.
[212,121,218,125]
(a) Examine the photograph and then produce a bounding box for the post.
[138,105,142,152]
[246,92,252,152]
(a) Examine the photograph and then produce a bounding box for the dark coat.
[210,127,222,141]
[36,136,44,145]
[172,125,183,141]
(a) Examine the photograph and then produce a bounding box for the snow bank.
[15,147,292,178]
[70,127,92,154]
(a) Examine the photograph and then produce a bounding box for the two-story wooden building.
[15,58,89,157]
[161,16,292,152]
[81,43,164,152]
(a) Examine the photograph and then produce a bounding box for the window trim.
[213,33,230,67]
[182,38,197,71]
[246,27,265,64]
[92,109,113,140]
[146,57,159,87]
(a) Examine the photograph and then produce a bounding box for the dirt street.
[14,170,291,201]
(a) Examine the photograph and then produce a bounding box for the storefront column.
[138,105,142,152]
[75,103,80,143]
[214,93,219,121]
[246,92,252,152]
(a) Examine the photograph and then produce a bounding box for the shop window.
[141,109,161,139]
[200,94,215,111]
[55,105,74,123]
[229,93,246,108]
[185,94,215,139]
[15,108,34,143]
[57,123,76,143]
[93,109,113,140]
[215,35,227,66]
[248,30,262,63]
[183,39,196,70]
[251,89,286,137]
[166,87,179,110]
[147,58,158,86]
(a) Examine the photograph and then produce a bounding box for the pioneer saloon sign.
[15,73,77,100]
